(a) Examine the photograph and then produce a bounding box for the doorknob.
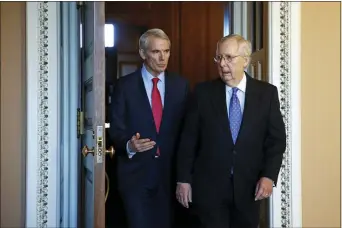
[82,145,94,157]
[106,146,115,158]
[82,145,115,158]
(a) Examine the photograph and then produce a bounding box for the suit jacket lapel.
[235,75,259,146]
[210,79,234,145]
[135,70,156,130]
[159,71,173,134]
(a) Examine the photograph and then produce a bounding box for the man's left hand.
[255,177,273,201]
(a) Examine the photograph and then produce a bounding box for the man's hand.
[176,183,192,208]
[128,133,156,152]
[255,177,274,201]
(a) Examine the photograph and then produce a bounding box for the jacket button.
[233,150,237,155]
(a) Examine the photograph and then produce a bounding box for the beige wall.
[301,2,341,227]
[0,2,26,227]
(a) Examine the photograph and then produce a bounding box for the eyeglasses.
[213,54,241,64]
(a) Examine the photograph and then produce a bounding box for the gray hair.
[217,34,252,57]
[139,28,171,51]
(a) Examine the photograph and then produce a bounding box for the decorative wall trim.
[36,2,50,226]
[268,2,302,228]
[278,2,291,227]
[26,2,60,227]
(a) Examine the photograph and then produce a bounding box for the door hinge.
[77,108,85,138]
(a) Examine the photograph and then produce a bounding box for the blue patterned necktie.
[229,87,242,144]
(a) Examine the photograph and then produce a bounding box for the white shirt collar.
[141,64,165,83]
[226,73,247,93]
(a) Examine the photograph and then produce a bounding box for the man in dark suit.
[176,34,286,228]
[109,28,189,228]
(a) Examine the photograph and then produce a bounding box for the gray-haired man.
[109,28,190,228]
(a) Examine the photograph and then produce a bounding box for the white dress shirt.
[225,73,247,116]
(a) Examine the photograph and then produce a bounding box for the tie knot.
[152,77,159,85]
[232,87,239,95]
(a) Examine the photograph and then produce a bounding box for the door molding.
[230,2,302,227]
[60,2,80,228]
[268,2,302,228]
[26,2,61,227]
[231,2,248,38]
[24,2,303,227]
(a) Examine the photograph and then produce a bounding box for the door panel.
[79,2,107,228]
[247,2,268,82]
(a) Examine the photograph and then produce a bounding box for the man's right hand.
[176,183,192,208]
[128,133,156,152]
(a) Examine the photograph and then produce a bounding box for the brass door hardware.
[77,109,85,138]
[105,146,115,158]
[82,145,115,158]
[82,145,94,157]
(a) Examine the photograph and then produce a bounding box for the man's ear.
[243,56,251,69]
[139,49,146,60]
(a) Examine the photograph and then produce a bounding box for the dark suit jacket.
[177,74,286,208]
[109,69,189,193]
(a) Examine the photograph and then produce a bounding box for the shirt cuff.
[126,140,136,159]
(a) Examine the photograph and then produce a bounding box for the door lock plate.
[96,126,104,163]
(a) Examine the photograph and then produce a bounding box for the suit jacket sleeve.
[176,86,200,184]
[261,87,286,186]
[108,80,131,157]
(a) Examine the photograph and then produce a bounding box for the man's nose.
[219,58,226,67]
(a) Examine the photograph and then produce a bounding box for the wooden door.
[78,2,113,228]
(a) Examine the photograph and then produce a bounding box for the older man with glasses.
[176,34,286,228]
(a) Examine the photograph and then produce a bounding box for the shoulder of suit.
[116,70,140,85]
[194,77,222,91]
[193,77,278,93]
[166,71,189,86]
[249,76,278,92]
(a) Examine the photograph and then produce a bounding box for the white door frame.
[59,2,80,228]
[25,2,80,227]
[268,2,302,228]
[232,2,302,227]
[26,2,61,227]
[25,2,302,228]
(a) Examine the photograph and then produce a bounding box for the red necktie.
[151,78,163,156]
